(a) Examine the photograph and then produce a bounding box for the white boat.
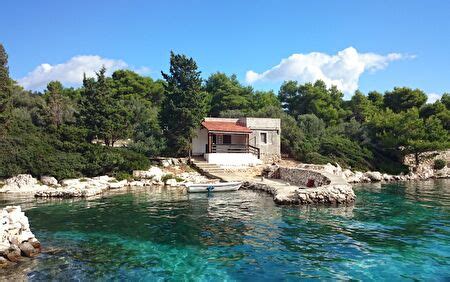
[186,182,242,193]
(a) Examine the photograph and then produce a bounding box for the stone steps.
[190,159,226,179]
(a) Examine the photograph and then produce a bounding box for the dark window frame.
[223,135,232,144]
[260,132,267,144]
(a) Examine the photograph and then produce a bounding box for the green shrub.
[161,174,173,183]
[161,174,183,183]
[114,172,133,181]
[304,152,330,165]
[434,159,447,170]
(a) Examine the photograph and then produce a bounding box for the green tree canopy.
[160,51,207,156]
[384,87,427,113]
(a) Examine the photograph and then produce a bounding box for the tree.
[367,91,384,108]
[441,93,450,110]
[160,52,207,156]
[348,90,376,122]
[80,67,131,146]
[204,73,253,116]
[43,81,76,128]
[384,87,427,113]
[0,43,12,131]
[279,80,349,124]
[368,108,449,167]
[111,69,165,106]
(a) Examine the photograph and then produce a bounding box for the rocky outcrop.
[404,150,450,179]
[246,165,355,205]
[0,206,41,267]
[1,174,49,193]
[296,160,449,185]
[35,176,123,198]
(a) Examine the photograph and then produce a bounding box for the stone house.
[191,117,281,166]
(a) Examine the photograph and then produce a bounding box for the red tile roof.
[201,121,252,133]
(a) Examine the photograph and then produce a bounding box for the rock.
[60,179,84,188]
[40,176,58,186]
[29,239,41,252]
[6,245,21,262]
[133,166,165,181]
[161,159,171,167]
[108,180,128,189]
[171,158,180,166]
[364,171,383,182]
[19,241,38,257]
[0,256,10,268]
[1,174,46,193]
[165,178,178,187]
[128,181,145,187]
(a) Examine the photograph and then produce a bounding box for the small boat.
[186,182,242,193]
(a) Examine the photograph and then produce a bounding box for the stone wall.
[250,165,355,205]
[278,167,331,187]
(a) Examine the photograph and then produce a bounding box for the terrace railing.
[211,144,260,159]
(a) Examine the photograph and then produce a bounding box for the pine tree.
[0,43,12,133]
[160,51,206,156]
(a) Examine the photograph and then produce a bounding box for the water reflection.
[0,180,449,280]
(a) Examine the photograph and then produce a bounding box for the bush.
[434,159,447,170]
[304,152,330,165]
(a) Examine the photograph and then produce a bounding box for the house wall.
[205,153,262,167]
[239,117,281,162]
[192,128,208,155]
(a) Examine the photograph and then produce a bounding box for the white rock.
[161,159,171,167]
[364,171,383,182]
[1,174,47,193]
[40,176,58,186]
[128,181,145,187]
[165,178,178,187]
[108,180,128,189]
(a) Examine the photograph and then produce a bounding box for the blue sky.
[1,0,450,100]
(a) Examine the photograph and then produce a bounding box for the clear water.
[1,180,449,281]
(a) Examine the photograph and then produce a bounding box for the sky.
[1,0,450,101]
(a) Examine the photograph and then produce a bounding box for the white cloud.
[427,93,442,103]
[18,55,150,90]
[245,47,413,94]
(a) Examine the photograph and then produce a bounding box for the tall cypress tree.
[160,51,206,156]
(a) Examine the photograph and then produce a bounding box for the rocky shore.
[0,159,216,198]
[300,161,449,184]
[0,206,41,268]
[242,165,355,205]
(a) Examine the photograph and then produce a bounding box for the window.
[223,135,232,144]
[260,132,267,144]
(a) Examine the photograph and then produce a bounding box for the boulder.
[29,238,41,252]
[161,159,172,168]
[165,178,178,187]
[133,166,165,181]
[108,180,128,189]
[40,176,58,186]
[2,174,41,193]
[364,171,383,182]
[128,181,145,187]
[6,245,21,262]
[19,241,38,257]
[0,256,10,268]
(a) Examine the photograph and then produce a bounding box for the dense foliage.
[0,43,449,179]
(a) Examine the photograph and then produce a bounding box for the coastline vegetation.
[0,44,449,179]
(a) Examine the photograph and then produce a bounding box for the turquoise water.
[1,180,449,280]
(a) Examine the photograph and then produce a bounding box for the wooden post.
[208,132,212,153]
